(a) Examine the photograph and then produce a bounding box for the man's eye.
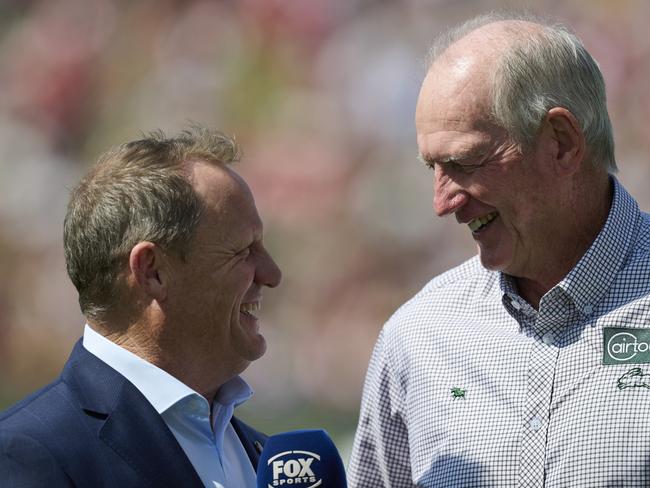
[441,161,479,173]
[457,162,481,173]
[421,158,481,173]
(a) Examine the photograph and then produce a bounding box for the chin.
[477,246,512,272]
[249,340,267,361]
[240,334,267,362]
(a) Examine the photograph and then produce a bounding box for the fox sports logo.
[267,450,321,487]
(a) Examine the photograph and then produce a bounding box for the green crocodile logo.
[451,387,466,399]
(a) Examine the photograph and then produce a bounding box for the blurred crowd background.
[1,0,650,460]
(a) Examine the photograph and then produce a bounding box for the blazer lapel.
[64,341,268,484]
[99,382,203,487]
[64,341,203,487]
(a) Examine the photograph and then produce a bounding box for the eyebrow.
[417,152,482,167]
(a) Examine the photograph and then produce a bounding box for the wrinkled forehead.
[417,23,527,131]
[420,57,491,103]
[416,57,494,134]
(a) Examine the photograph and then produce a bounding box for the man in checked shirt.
[349,12,650,488]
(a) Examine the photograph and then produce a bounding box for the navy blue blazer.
[0,340,267,487]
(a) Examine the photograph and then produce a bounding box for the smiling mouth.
[240,302,261,318]
[467,211,498,233]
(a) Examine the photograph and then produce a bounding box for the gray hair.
[63,126,241,320]
[427,12,616,172]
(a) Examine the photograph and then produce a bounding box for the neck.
[515,173,613,309]
[94,317,230,404]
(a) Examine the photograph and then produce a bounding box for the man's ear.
[128,241,168,301]
[543,107,586,176]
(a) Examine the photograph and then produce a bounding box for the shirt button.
[542,332,555,346]
[529,416,543,431]
[583,304,593,316]
[511,299,522,310]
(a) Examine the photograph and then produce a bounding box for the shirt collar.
[499,176,640,315]
[82,324,253,414]
[557,176,639,314]
[214,375,253,409]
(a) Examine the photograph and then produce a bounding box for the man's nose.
[433,166,468,217]
[256,249,282,288]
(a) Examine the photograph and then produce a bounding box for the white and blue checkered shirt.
[349,178,650,487]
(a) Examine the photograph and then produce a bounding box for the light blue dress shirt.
[83,324,257,488]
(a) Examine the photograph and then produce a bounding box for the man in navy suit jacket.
[0,126,283,487]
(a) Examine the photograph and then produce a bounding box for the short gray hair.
[63,125,241,320]
[428,12,616,171]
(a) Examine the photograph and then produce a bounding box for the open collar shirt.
[349,178,650,487]
[83,325,256,488]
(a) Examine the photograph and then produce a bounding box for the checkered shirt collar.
[499,176,639,314]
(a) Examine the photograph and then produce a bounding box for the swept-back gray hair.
[427,12,616,172]
[63,125,241,320]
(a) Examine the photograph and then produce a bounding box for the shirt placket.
[517,292,569,488]
[518,338,558,487]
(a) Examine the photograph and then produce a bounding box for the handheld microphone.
[256,429,348,488]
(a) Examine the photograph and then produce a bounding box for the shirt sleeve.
[0,431,73,488]
[348,328,414,487]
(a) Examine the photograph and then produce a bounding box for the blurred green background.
[1,0,650,462]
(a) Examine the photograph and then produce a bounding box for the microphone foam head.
[257,429,347,488]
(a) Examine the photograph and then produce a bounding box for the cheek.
[218,265,256,303]
[467,161,513,198]
[233,260,256,285]
[485,165,544,214]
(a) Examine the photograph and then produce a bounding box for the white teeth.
[240,302,261,313]
[468,211,498,232]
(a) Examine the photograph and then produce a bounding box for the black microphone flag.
[256,429,347,488]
